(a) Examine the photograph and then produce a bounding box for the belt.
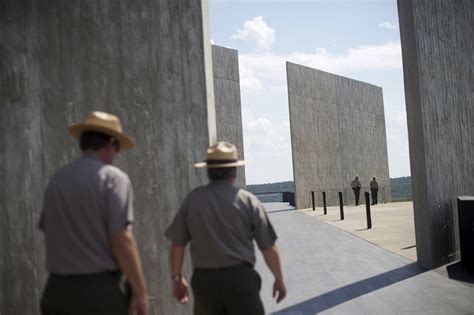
[50,270,122,279]
[194,262,253,272]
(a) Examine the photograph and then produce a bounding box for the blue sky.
[209,0,410,185]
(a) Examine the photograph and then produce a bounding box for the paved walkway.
[256,203,474,315]
[303,202,416,261]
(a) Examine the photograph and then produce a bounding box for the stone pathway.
[256,203,474,315]
[304,201,416,261]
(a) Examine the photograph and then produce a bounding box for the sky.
[209,0,410,185]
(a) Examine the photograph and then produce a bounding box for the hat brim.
[194,160,245,168]
[68,123,135,150]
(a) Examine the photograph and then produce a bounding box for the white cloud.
[232,16,275,50]
[385,110,411,177]
[239,66,263,92]
[241,110,293,183]
[378,22,398,30]
[210,38,215,44]
[238,41,402,96]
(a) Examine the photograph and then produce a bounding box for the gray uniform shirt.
[39,153,134,274]
[165,180,277,269]
[351,179,361,189]
[370,180,379,189]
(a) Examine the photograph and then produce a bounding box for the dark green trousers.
[41,271,130,315]
[371,188,378,205]
[191,263,264,315]
[353,187,361,205]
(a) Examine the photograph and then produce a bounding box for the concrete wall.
[398,0,474,269]
[0,1,214,314]
[287,62,391,209]
[212,45,246,188]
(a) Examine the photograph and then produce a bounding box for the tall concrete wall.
[0,1,214,314]
[212,45,246,188]
[287,62,391,209]
[398,0,474,269]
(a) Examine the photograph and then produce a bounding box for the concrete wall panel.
[398,0,474,269]
[212,45,246,188]
[287,62,391,208]
[0,1,214,314]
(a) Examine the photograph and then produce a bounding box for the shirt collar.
[81,152,103,163]
[209,179,236,189]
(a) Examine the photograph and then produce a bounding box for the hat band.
[206,159,238,165]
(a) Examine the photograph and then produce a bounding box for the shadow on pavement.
[273,263,426,314]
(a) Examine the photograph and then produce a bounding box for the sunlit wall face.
[287,62,391,209]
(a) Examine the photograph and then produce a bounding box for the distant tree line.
[247,176,412,202]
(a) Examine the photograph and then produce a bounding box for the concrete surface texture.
[398,0,474,269]
[287,62,391,209]
[257,204,474,314]
[0,1,214,314]
[303,202,417,261]
[212,45,246,188]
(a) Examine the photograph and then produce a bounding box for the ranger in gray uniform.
[370,177,379,205]
[39,112,148,315]
[165,141,286,315]
[351,175,362,206]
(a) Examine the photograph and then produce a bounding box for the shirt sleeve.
[106,174,134,236]
[165,195,191,246]
[251,197,277,250]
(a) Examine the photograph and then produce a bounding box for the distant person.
[39,112,148,315]
[370,177,379,205]
[165,141,286,315]
[351,175,362,206]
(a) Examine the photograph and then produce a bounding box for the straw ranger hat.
[195,141,245,168]
[68,111,135,150]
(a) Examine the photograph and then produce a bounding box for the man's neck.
[83,150,108,164]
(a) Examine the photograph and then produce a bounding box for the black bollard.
[311,191,315,211]
[365,192,372,229]
[338,191,344,220]
[322,191,327,215]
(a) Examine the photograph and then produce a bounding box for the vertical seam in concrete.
[201,0,216,146]
[286,62,298,208]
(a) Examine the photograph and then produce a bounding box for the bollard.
[322,191,327,215]
[311,191,315,211]
[338,191,344,220]
[365,192,372,229]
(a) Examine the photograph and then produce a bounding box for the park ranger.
[351,175,362,206]
[370,177,379,205]
[165,141,286,315]
[39,111,148,315]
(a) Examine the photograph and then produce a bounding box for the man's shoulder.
[237,189,263,207]
[237,188,257,199]
[100,164,131,183]
[49,160,78,183]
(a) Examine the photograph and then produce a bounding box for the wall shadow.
[273,263,425,314]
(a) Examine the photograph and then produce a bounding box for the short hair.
[207,167,237,181]
[80,131,120,151]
